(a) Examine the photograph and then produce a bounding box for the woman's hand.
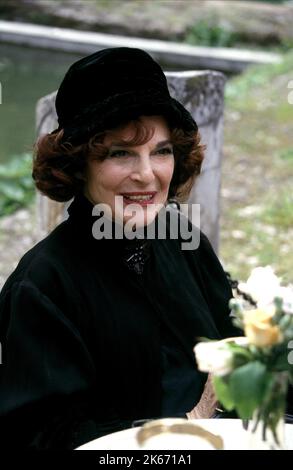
[186,374,218,419]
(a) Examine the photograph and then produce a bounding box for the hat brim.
[56,88,197,145]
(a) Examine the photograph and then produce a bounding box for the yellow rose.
[243,308,283,347]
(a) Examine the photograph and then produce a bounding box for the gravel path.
[0,205,38,289]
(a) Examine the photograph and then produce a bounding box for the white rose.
[276,285,293,315]
[238,266,281,308]
[193,341,234,377]
[219,336,249,346]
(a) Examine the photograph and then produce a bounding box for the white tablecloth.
[77,419,293,450]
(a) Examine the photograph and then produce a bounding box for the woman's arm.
[186,374,218,419]
[0,280,129,449]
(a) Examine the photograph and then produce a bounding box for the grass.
[220,50,293,283]
[262,190,293,231]
[184,23,293,52]
[185,21,242,49]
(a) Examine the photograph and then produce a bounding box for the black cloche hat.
[54,47,198,144]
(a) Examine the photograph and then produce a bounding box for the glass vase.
[245,413,285,450]
[244,372,288,450]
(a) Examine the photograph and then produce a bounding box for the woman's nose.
[130,156,155,184]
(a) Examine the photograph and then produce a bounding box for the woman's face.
[84,115,174,228]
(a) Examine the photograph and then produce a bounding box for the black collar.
[67,192,152,274]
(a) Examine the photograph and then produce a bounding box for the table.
[77,419,293,450]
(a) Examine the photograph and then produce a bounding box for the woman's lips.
[120,192,157,206]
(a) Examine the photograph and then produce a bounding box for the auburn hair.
[32,117,205,203]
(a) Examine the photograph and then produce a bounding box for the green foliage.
[213,376,235,411]
[229,362,270,419]
[251,0,285,3]
[262,191,293,230]
[221,49,293,283]
[280,148,293,161]
[225,49,293,108]
[0,153,35,217]
[185,21,240,48]
[213,357,278,419]
[279,37,293,52]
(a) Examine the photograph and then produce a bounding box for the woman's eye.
[108,147,173,158]
[108,150,129,158]
[157,147,173,155]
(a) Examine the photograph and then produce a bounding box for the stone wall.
[35,70,226,252]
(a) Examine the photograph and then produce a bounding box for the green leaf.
[0,181,25,201]
[229,362,269,419]
[271,347,292,371]
[0,153,32,179]
[0,153,35,218]
[213,376,235,411]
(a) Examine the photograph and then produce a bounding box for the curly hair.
[32,117,205,203]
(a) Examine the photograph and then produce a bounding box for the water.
[0,42,221,164]
[0,43,83,163]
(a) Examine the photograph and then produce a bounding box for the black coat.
[0,194,237,449]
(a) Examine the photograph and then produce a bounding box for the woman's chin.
[123,216,155,230]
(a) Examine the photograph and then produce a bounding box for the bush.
[185,21,240,48]
[0,153,35,217]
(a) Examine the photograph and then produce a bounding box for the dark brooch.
[122,239,151,275]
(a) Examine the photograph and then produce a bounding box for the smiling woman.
[83,115,175,228]
[0,47,239,449]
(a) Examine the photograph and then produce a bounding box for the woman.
[0,47,238,449]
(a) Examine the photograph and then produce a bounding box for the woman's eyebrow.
[110,139,172,148]
[154,140,172,148]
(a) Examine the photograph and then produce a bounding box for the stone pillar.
[35,70,226,252]
[166,71,226,252]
